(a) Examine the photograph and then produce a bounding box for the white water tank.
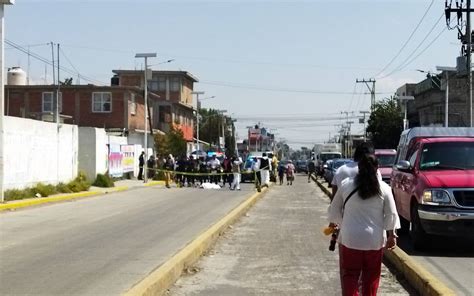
[7,67,27,85]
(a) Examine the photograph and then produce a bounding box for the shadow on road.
[398,233,474,258]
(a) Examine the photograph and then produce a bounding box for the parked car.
[324,158,352,186]
[391,127,474,249]
[296,160,308,173]
[316,152,343,176]
[374,149,397,184]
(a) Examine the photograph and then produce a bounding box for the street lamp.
[191,91,205,151]
[149,59,175,67]
[135,52,156,183]
[436,66,457,127]
[0,0,14,203]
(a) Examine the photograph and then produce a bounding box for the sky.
[5,0,462,148]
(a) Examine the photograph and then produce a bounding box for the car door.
[397,142,420,220]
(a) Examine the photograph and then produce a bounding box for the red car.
[391,127,474,249]
[374,149,396,184]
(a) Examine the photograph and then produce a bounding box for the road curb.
[0,181,165,212]
[124,187,270,296]
[0,190,103,211]
[313,177,456,296]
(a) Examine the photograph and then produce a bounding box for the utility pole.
[356,78,376,111]
[446,0,473,127]
[341,111,354,157]
[360,111,370,141]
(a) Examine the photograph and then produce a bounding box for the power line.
[374,0,435,77]
[6,39,107,86]
[378,13,445,79]
[200,80,392,95]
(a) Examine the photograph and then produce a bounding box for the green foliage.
[154,126,187,157]
[56,182,73,193]
[366,97,404,148]
[4,189,30,201]
[65,171,91,192]
[93,173,115,188]
[32,183,57,197]
[3,172,91,202]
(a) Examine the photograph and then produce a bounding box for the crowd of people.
[137,151,299,190]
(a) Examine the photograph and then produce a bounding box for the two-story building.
[5,84,154,134]
[397,71,473,128]
[111,70,198,141]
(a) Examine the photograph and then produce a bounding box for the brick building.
[4,84,153,133]
[111,70,198,141]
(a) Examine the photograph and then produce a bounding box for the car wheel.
[410,203,429,250]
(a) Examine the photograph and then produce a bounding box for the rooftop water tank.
[7,67,27,85]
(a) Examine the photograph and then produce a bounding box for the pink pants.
[339,244,383,296]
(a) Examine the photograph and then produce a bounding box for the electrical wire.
[374,0,435,78]
[378,13,445,79]
[200,80,391,96]
[6,39,107,86]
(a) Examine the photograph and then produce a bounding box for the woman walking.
[286,160,295,186]
[328,154,400,296]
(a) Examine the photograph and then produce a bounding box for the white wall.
[4,117,79,190]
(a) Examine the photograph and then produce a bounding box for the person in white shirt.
[331,142,381,199]
[230,156,243,190]
[328,153,400,296]
[260,153,272,187]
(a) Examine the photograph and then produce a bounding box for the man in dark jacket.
[138,151,145,180]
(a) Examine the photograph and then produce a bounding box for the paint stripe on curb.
[124,187,269,296]
[144,181,166,187]
[0,191,103,211]
[313,177,456,296]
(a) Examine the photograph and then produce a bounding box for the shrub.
[56,182,73,193]
[67,172,91,192]
[4,189,31,201]
[92,173,115,188]
[31,183,57,197]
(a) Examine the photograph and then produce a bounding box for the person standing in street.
[164,154,175,189]
[278,162,286,185]
[331,142,381,200]
[328,153,400,296]
[308,158,316,183]
[286,160,295,185]
[207,155,221,185]
[230,155,242,190]
[260,153,271,188]
[251,157,261,190]
[138,151,145,180]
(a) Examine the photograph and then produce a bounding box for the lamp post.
[436,66,457,127]
[191,91,205,151]
[0,0,14,203]
[135,53,156,183]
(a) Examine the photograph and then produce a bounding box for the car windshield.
[321,153,341,162]
[419,142,474,170]
[377,154,396,167]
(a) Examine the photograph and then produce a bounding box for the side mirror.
[395,160,411,171]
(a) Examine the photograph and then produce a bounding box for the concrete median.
[312,177,456,296]
[124,187,270,296]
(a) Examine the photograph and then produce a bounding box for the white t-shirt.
[331,161,382,188]
[328,178,400,250]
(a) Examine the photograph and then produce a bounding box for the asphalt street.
[170,174,411,296]
[398,233,474,296]
[0,183,256,295]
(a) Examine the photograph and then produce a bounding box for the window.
[92,92,112,113]
[42,92,62,113]
[171,77,180,92]
[149,81,159,91]
[130,93,136,115]
[159,77,166,91]
[434,105,443,123]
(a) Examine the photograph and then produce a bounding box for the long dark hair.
[355,154,381,199]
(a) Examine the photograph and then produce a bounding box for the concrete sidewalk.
[169,175,410,296]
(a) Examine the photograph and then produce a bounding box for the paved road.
[170,175,411,296]
[398,234,474,296]
[0,183,256,295]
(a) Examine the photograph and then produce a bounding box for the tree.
[60,77,73,85]
[366,97,403,148]
[154,126,187,157]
